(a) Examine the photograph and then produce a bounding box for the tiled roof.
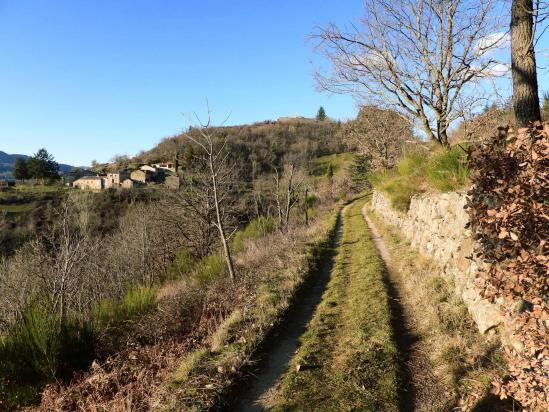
[75,176,104,181]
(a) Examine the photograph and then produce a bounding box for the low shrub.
[245,216,275,239]
[426,146,469,191]
[232,216,275,253]
[396,151,427,176]
[122,285,158,319]
[0,305,61,381]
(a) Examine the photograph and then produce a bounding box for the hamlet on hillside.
[71,162,180,191]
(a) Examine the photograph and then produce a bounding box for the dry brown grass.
[367,211,518,411]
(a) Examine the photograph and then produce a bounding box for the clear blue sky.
[2,1,549,166]
[0,0,363,166]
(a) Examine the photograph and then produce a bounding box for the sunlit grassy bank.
[370,145,469,211]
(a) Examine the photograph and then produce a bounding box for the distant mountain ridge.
[0,150,74,178]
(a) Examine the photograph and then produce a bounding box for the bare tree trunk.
[183,108,238,282]
[304,187,309,226]
[511,0,541,127]
[209,153,235,281]
[439,128,450,148]
[285,164,294,227]
[274,168,283,228]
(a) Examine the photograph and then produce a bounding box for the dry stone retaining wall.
[370,190,504,334]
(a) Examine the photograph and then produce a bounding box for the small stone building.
[73,176,104,190]
[165,175,181,190]
[130,169,152,184]
[106,170,130,188]
[140,165,157,173]
[121,178,138,189]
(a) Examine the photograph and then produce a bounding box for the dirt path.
[362,204,454,412]
[229,201,451,412]
[229,205,348,411]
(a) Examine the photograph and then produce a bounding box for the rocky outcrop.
[370,190,504,334]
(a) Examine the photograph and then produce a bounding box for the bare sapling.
[183,108,237,281]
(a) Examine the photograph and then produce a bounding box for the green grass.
[274,198,400,411]
[92,285,158,327]
[310,152,355,177]
[169,348,209,386]
[165,249,195,280]
[0,304,94,409]
[232,216,275,254]
[193,254,226,286]
[370,145,469,211]
[0,203,34,213]
[13,184,66,193]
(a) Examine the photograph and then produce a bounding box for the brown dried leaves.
[467,122,549,411]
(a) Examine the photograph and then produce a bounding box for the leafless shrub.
[273,163,305,230]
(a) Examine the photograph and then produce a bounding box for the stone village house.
[73,176,105,190]
[106,170,130,188]
[152,162,176,173]
[74,170,130,190]
[130,169,153,184]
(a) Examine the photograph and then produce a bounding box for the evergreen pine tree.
[13,157,30,180]
[27,148,60,180]
[316,106,327,121]
[348,153,371,191]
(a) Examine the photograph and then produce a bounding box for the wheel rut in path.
[362,204,454,412]
[228,205,348,412]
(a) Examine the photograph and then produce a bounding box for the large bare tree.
[511,0,542,126]
[314,0,506,147]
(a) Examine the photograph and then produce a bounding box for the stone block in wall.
[462,285,505,333]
